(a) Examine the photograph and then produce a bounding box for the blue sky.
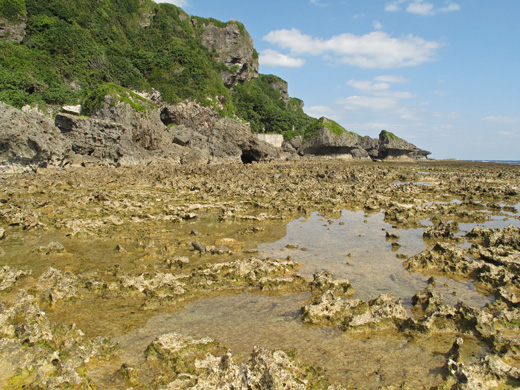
[156,0,520,160]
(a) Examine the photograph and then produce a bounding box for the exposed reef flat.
[0,159,519,389]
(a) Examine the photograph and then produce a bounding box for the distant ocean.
[473,160,520,165]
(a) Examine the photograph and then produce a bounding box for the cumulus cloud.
[440,3,461,12]
[385,0,460,15]
[263,29,442,69]
[155,0,188,6]
[347,78,415,98]
[340,76,416,114]
[259,49,306,68]
[347,80,391,94]
[407,1,434,15]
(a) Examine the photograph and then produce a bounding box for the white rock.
[62,105,82,115]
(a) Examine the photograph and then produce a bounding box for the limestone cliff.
[196,19,259,87]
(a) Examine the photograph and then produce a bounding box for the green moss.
[7,368,33,387]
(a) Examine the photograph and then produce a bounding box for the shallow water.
[2,196,518,388]
[259,210,491,308]
[118,208,504,388]
[117,291,485,389]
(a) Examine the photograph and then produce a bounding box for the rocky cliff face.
[0,92,282,171]
[0,102,69,170]
[197,20,259,87]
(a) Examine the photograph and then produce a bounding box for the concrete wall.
[255,134,284,148]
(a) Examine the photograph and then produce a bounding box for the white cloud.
[440,3,461,12]
[347,80,391,94]
[385,0,406,11]
[347,79,415,98]
[340,76,417,118]
[432,111,461,119]
[155,0,188,7]
[373,21,384,30]
[385,0,460,16]
[259,49,306,68]
[407,1,434,15]
[263,29,443,69]
[482,116,520,124]
[305,105,341,120]
[310,0,330,6]
[336,96,399,111]
[374,75,408,83]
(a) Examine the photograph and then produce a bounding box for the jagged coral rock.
[301,291,409,330]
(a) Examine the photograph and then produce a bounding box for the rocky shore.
[0,160,519,389]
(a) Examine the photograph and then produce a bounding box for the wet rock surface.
[0,159,519,388]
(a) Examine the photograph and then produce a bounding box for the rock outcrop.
[0,96,432,171]
[0,101,70,169]
[378,130,431,160]
[0,92,282,171]
[198,19,258,87]
[299,119,430,161]
[300,126,370,160]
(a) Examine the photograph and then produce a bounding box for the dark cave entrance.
[241,150,258,164]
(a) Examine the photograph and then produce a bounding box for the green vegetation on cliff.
[380,130,400,141]
[0,0,26,20]
[0,0,231,109]
[0,0,320,138]
[232,74,321,140]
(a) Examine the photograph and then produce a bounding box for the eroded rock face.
[300,127,370,160]
[378,130,431,160]
[198,20,258,87]
[0,102,71,169]
[161,101,280,163]
[301,127,430,161]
